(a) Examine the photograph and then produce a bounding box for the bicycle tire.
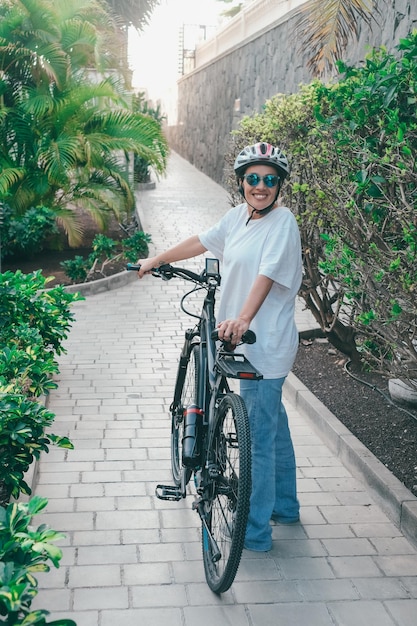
[171,344,199,487]
[202,392,251,593]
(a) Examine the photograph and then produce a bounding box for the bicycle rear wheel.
[171,343,199,487]
[202,392,251,593]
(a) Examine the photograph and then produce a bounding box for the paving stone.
[73,530,121,545]
[130,583,188,607]
[385,600,417,626]
[233,580,302,604]
[53,611,98,626]
[304,524,355,539]
[321,538,377,556]
[269,538,327,558]
[96,510,159,530]
[402,577,417,597]
[184,605,250,626]
[375,555,417,577]
[329,556,384,578]
[31,588,71,612]
[67,565,122,587]
[278,556,335,580]
[138,542,184,562]
[328,600,396,625]
[101,608,183,626]
[248,602,335,626]
[73,586,128,610]
[354,577,411,600]
[123,563,171,585]
[297,578,359,601]
[77,544,137,565]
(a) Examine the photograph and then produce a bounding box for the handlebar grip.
[242,330,256,344]
[126,263,141,271]
[211,329,256,344]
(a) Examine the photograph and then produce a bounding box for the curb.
[63,266,137,296]
[284,371,417,549]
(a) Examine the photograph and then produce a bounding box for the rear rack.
[215,352,263,380]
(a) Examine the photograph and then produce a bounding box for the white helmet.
[234,142,289,179]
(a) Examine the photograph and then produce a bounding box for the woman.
[138,142,302,551]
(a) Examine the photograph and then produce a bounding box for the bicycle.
[127,258,263,593]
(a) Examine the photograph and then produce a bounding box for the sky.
[128,0,225,102]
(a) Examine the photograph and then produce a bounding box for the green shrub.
[0,271,82,356]
[1,206,59,260]
[0,345,58,398]
[0,389,73,504]
[122,230,151,263]
[60,256,89,283]
[0,496,76,625]
[60,231,151,282]
[0,271,81,503]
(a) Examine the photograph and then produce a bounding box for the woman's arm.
[137,235,207,278]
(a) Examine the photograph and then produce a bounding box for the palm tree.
[1,77,167,245]
[0,0,167,246]
[294,0,376,76]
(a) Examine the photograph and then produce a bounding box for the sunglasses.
[243,173,279,188]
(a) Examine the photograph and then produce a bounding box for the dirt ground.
[292,338,417,496]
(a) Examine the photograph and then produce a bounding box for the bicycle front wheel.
[202,392,251,593]
[171,344,199,487]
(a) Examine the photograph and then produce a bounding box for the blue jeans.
[240,377,299,551]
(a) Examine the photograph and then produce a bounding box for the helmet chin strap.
[244,186,281,226]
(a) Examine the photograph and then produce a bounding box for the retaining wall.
[166,0,417,184]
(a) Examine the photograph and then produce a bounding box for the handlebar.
[126,262,207,284]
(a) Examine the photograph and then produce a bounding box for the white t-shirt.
[199,203,302,379]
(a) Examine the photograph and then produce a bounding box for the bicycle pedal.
[155,484,184,501]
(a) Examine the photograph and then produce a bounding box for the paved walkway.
[34,152,417,625]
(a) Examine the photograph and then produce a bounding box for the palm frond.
[59,19,100,68]
[103,0,160,30]
[20,91,57,117]
[295,0,377,76]
[52,206,85,247]
[72,188,122,224]
[38,137,84,181]
[0,167,25,196]
[85,109,168,168]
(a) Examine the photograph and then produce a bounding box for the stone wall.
[166,0,417,185]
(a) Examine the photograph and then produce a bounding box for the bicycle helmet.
[234,142,289,180]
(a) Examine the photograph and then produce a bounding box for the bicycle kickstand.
[193,498,221,563]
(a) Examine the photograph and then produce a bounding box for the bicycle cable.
[180,284,206,320]
[343,359,417,424]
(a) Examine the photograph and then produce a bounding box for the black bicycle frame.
[199,279,220,422]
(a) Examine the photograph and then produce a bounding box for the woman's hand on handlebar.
[217,317,250,347]
[136,257,160,278]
